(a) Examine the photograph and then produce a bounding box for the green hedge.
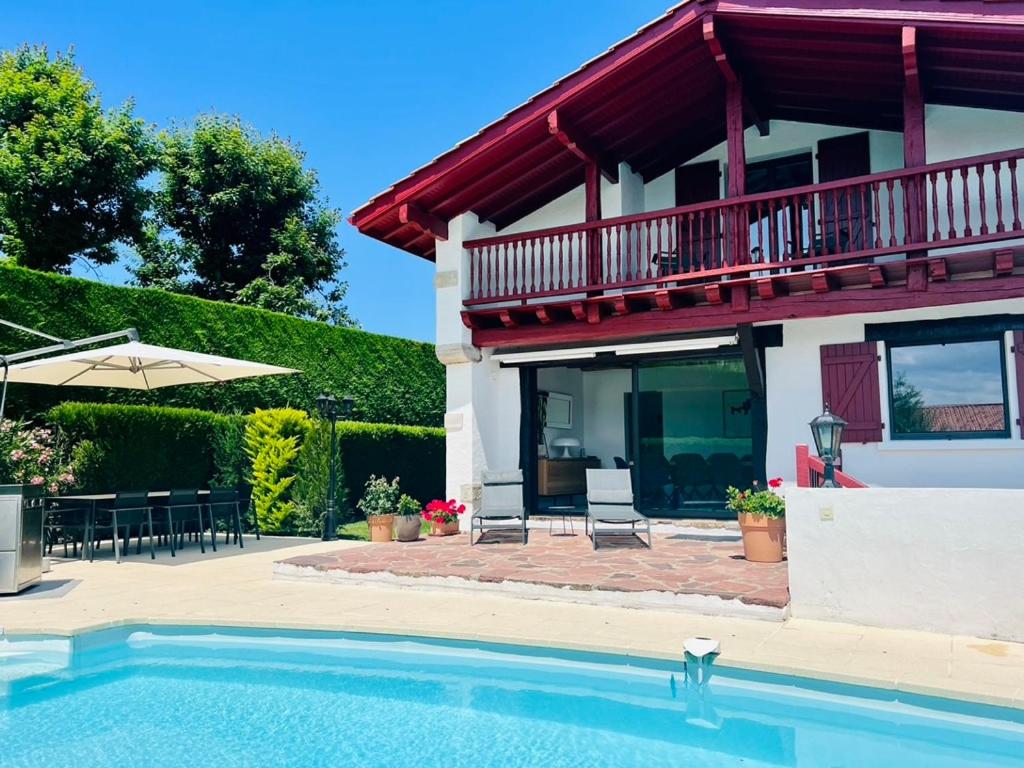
[331,421,445,518]
[0,262,444,426]
[47,402,243,492]
[46,402,446,528]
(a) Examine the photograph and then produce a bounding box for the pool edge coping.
[4,615,1021,712]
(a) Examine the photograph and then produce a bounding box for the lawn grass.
[336,519,432,541]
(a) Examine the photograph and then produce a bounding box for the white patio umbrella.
[3,341,299,390]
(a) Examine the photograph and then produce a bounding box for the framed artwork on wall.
[722,390,753,438]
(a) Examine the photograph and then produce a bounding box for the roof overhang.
[349,0,1024,261]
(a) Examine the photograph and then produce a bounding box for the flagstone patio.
[277,527,789,609]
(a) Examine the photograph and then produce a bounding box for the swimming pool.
[1,625,1022,767]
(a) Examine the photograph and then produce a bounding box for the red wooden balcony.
[462,148,1024,333]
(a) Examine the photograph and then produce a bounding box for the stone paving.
[279,528,790,608]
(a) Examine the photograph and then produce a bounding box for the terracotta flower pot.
[737,512,786,563]
[394,514,422,542]
[367,514,395,543]
[430,519,460,536]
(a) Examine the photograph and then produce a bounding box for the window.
[886,337,1010,439]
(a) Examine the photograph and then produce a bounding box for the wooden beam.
[498,310,519,328]
[705,284,724,305]
[586,303,602,325]
[995,249,1015,276]
[902,27,927,253]
[654,289,679,311]
[398,203,448,241]
[731,286,751,312]
[570,302,587,322]
[906,262,928,292]
[703,16,767,139]
[737,324,764,399]
[811,272,833,294]
[535,306,555,325]
[929,258,948,282]
[547,110,617,182]
[868,265,887,288]
[756,278,776,300]
[726,82,746,197]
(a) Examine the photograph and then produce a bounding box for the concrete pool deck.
[1,536,1022,710]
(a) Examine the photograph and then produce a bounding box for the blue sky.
[1,0,671,342]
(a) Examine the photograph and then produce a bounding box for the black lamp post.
[315,393,356,541]
[809,403,847,488]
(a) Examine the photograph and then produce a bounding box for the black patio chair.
[707,453,744,498]
[45,499,89,558]
[237,483,258,540]
[154,489,208,556]
[206,486,244,551]
[89,491,155,563]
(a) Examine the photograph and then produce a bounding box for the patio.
[276,524,789,613]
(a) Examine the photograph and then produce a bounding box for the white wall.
[537,367,584,454]
[436,213,521,527]
[583,368,631,468]
[763,298,1024,489]
[786,487,1024,641]
[644,120,905,211]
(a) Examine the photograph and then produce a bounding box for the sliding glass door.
[631,358,755,517]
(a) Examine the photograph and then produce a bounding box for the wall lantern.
[809,403,847,488]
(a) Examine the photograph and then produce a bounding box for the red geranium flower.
[768,477,783,489]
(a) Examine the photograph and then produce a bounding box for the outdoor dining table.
[48,490,211,562]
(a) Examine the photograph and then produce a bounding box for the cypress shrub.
[0,262,444,426]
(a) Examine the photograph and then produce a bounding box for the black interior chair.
[90,491,155,563]
[154,489,207,557]
[707,453,744,498]
[670,453,712,503]
[206,487,244,551]
[613,456,629,470]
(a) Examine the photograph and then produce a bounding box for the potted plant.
[357,475,399,543]
[422,498,464,536]
[394,494,423,542]
[726,478,786,563]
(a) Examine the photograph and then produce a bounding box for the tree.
[891,371,931,434]
[133,115,353,324]
[0,46,157,272]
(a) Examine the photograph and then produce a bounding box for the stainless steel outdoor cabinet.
[0,485,44,594]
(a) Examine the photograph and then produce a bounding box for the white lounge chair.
[585,469,652,550]
[471,470,527,545]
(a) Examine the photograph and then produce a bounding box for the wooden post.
[902,26,927,255]
[726,81,748,265]
[585,159,602,288]
[795,444,811,488]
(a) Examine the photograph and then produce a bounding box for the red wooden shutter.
[1013,331,1024,438]
[820,342,883,443]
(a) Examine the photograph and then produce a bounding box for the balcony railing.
[464,147,1024,306]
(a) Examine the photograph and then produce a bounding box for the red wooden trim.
[470,272,1024,348]
[547,110,618,183]
[795,444,811,488]
[397,204,448,241]
[730,286,751,312]
[906,263,928,292]
[807,453,869,488]
[868,265,886,288]
[726,82,746,197]
[464,147,1024,247]
[928,258,948,282]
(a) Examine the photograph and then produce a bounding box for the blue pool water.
[1,626,1022,768]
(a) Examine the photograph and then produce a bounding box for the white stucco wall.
[786,487,1024,641]
[436,213,521,527]
[763,298,1024,489]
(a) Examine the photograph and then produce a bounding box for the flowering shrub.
[0,419,77,494]
[725,478,786,519]
[422,499,465,525]
[357,474,400,518]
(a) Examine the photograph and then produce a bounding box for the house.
[351,1,1024,519]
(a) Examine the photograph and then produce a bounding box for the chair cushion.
[482,469,523,485]
[588,489,634,505]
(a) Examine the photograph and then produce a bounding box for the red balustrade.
[795,444,868,489]
[464,148,1024,306]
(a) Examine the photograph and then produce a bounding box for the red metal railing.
[794,444,867,489]
[465,147,1024,305]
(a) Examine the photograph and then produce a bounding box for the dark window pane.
[889,339,1007,436]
